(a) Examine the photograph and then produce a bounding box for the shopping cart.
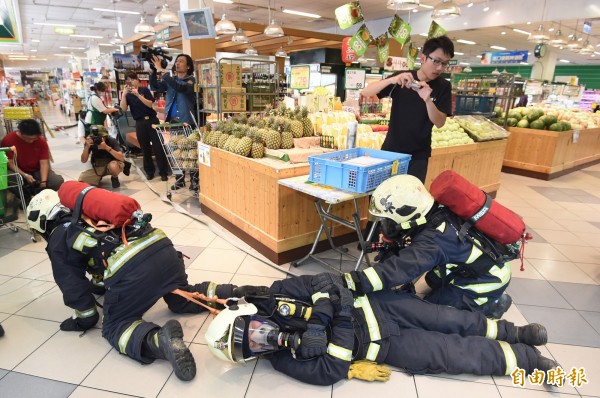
[109,106,140,156]
[155,123,200,200]
[0,146,35,241]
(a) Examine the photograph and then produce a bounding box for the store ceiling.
[2,0,599,68]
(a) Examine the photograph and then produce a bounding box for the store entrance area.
[0,104,600,397]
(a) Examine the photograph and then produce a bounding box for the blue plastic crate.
[454,95,497,116]
[308,148,411,193]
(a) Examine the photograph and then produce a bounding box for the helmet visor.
[247,315,280,355]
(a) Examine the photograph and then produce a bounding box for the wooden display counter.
[425,139,508,195]
[198,147,368,264]
[502,127,600,179]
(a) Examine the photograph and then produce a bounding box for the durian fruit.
[265,129,281,149]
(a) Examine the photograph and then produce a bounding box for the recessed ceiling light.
[483,6,490,12]
[548,27,555,32]
[501,31,506,35]
[420,4,434,9]
[60,46,85,50]
[30,49,37,52]
[459,62,470,65]
[454,51,464,55]
[526,21,531,25]
[34,22,76,27]
[282,9,321,18]
[70,34,104,39]
[92,8,140,15]
[31,39,40,42]
[513,29,531,35]
[559,59,570,63]
[213,0,233,3]
[457,39,476,45]
[490,45,506,50]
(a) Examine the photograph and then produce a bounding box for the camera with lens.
[140,45,173,71]
[89,126,103,146]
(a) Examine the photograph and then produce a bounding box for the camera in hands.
[140,45,173,70]
[89,126,104,146]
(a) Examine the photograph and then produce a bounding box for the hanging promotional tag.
[375,33,390,64]
[427,21,446,39]
[335,1,364,30]
[407,42,419,70]
[388,15,411,46]
[348,24,372,57]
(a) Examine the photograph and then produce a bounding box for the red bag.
[58,181,141,227]
[429,170,525,244]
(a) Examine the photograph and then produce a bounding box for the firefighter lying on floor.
[26,189,267,381]
[204,273,558,386]
[345,174,518,319]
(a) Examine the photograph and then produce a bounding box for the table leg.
[291,200,333,268]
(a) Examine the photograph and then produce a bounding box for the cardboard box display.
[199,64,217,87]
[219,64,242,87]
[202,88,246,112]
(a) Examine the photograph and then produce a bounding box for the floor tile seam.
[493,379,582,396]
[0,277,57,312]
[572,263,600,285]
[6,327,61,372]
[426,373,498,386]
[575,309,600,336]
[0,369,80,391]
[242,360,264,398]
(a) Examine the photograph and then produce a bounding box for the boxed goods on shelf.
[3,106,34,120]
[220,64,242,87]
[202,88,247,112]
[308,148,411,193]
[455,115,509,141]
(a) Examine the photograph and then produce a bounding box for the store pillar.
[180,0,216,59]
[530,49,557,82]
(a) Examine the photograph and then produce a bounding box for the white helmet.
[205,302,259,364]
[369,174,435,230]
[26,189,69,233]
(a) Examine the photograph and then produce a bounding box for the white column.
[530,49,557,81]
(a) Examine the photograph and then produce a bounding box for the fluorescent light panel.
[34,22,75,27]
[420,4,434,8]
[60,46,85,50]
[213,0,233,3]
[454,51,464,55]
[70,34,103,39]
[31,39,40,42]
[92,8,140,15]
[99,43,119,46]
[559,59,570,63]
[490,45,506,50]
[457,39,476,45]
[282,9,321,18]
[513,28,530,35]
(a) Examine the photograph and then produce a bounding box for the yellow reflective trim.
[206,281,218,308]
[451,263,511,294]
[364,267,383,291]
[436,221,446,233]
[344,273,355,291]
[486,319,498,339]
[399,216,428,230]
[312,292,330,303]
[105,230,167,279]
[365,343,380,361]
[498,341,518,375]
[75,307,97,318]
[73,230,98,252]
[355,296,381,341]
[327,343,352,361]
[118,320,143,354]
[466,239,484,264]
[474,297,488,305]
[304,307,312,321]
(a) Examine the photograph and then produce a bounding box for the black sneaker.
[160,175,168,181]
[145,172,155,181]
[158,320,196,381]
[111,176,121,188]
[123,161,132,176]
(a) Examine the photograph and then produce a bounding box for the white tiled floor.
[1,103,599,397]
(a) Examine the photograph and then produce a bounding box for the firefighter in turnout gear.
[26,189,260,381]
[205,273,557,386]
[347,174,514,318]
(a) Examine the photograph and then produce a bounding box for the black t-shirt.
[377,70,452,159]
[91,136,121,162]
[126,87,157,120]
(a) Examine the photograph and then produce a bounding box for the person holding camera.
[78,82,120,144]
[0,118,64,203]
[79,126,126,189]
[149,53,201,192]
[120,71,169,181]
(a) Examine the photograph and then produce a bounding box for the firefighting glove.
[348,360,392,382]
[232,285,270,298]
[300,323,328,359]
[312,272,348,293]
[60,312,99,332]
[328,283,355,319]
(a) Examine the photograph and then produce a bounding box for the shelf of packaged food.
[502,127,600,179]
[425,139,508,195]
[197,146,369,265]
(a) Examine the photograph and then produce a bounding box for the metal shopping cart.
[155,123,200,200]
[0,146,35,241]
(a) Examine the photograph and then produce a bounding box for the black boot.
[123,161,132,176]
[516,323,548,346]
[533,348,560,372]
[143,320,196,381]
[482,293,512,319]
[0,323,4,337]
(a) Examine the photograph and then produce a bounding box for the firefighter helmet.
[369,174,434,230]
[26,189,68,233]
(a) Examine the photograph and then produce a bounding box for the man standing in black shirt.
[361,36,454,183]
[120,71,169,181]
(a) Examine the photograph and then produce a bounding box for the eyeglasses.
[426,55,451,69]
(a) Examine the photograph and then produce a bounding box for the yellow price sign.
[290,65,310,90]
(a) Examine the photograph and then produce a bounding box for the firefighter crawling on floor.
[204,273,558,386]
[346,172,524,319]
[26,188,266,381]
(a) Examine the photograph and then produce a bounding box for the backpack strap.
[458,193,493,243]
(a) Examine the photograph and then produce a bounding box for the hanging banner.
[388,15,411,46]
[341,37,358,64]
[384,56,408,71]
[427,21,446,39]
[348,24,372,57]
[480,50,529,65]
[290,65,310,90]
[345,68,366,90]
[375,33,390,64]
[407,43,419,70]
[0,0,22,43]
[335,1,364,30]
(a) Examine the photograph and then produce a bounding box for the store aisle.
[0,104,599,397]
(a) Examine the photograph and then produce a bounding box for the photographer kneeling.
[79,126,126,189]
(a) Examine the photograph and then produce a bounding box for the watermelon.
[530,119,545,130]
[517,119,529,128]
[543,115,558,126]
[560,121,572,131]
[549,123,563,131]
[508,109,522,119]
[507,118,518,127]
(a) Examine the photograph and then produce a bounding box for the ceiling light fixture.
[549,24,567,46]
[580,40,595,54]
[483,0,490,12]
[213,0,234,3]
[385,0,420,10]
[431,0,461,20]
[282,9,321,18]
[490,45,506,50]
[454,51,464,55]
[92,8,139,15]
[463,65,473,72]
[513,29,531,35]
[154,2,180,27]
[528,24,549,42]
[231,28,249,43]
[60,46,85,50]
[457,39,476,45]
[245,43,258,55]
[34,22,76,27]
[559,59,570,63]
[109,32,123,45]
[215,14,237,35]
[70,34,103,39]
[264,0,284,37]
[275,46,287,57]
[491,68,500,75]
[420,4,434,8]
[134,15,155,34]
[467,1,474,7]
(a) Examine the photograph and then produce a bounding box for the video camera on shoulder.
[140,45,173,71]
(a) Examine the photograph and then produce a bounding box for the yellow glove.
[347,360,392,382]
